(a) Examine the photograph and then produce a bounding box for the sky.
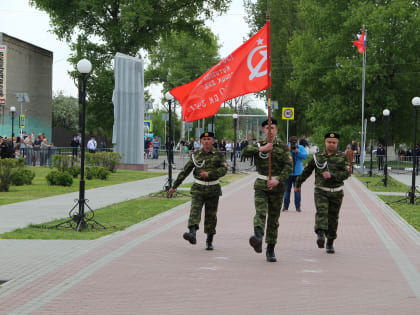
[0,0,264,109]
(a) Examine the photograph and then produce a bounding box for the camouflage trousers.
[188,192,220,235]
[254,189,284,244]
[314,188,344,240]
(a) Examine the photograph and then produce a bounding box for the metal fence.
[353,153,420,174]
[14,147,114,167]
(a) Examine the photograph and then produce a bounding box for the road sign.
[272,101,279,110]
[162,113,169,121]
[282,107,294,120]
[19,115,25,128]
[144,120,152,132]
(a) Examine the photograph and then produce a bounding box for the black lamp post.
[410,97,420,204]
[75,58,92,231]
[165,91,174,189]
[233,113,238,174]
[10,106,16,139]
[383,109,390,187]
[54,59,105,231]
[369,116,376,177]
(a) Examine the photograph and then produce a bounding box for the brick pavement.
[0,174,419,314]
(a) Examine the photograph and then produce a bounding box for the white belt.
[257,174,273,180]
[194,179,220,186]
[315,186,343,192]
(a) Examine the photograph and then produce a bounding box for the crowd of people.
[0,131,56,166]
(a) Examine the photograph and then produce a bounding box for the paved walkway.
[0,173,419,314]
[0,171,193,234]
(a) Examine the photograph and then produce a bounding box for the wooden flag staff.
[266,9,272,180]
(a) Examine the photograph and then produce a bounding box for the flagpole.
[360,27,367,175]
[266,9,272,180]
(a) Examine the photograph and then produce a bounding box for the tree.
[145,26,221,94]
[30,0,232,138]
[52,91,79,132]
[288,1,420,148]
[244,0,305,137]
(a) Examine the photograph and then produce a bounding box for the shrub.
[86,166,110,180]
[46,170,73,186]
[68,166,81,178]
[0,159,20,192]
[85,152,121,172]
[52,155,73,172]
[12,168,36,186]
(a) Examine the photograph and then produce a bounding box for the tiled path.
[0,174,419,314]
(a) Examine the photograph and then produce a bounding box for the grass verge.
[353,174,420,232]
[0,173,250,240]
[377,196,420,232]
[0,195,190,240]
[353,173,410,193]
[0,167,164,206]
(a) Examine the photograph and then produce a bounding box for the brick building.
[0,32,52,140]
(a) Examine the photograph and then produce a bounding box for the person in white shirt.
[193,137,201,152]
[87,136,97,153]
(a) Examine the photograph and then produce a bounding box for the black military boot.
[249,230,263,253]
[183,226,197,244]
[326,239,335,254]
[266,244,277,262]
[316,230,325,248]
[206,234,214,250]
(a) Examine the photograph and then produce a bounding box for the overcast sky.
[0,0,264,108]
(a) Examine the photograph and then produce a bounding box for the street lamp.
[383,109,390,186]
[165,91,174,190]
[73,58,92,231]
[410,97,420,204]
[233,113,238,174]
[10,106,16,139]
[369,116,376,177]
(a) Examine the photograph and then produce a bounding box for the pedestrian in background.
[283,136,307,212]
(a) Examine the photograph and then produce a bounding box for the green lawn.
[378,196,420,232]
[0,195,190,240]
[0,173,250,240]
[0,167,164,206]
[353,173,410,193]
[353,174,420,232]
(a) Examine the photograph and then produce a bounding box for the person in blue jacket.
[282,136,308,212]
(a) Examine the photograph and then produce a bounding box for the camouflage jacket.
[296,150,350,188]
[172,148,227,196]
[242,141,292,192]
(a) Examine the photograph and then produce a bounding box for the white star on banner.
[256,38,264,45]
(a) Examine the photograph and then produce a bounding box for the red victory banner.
[170,23,271,122]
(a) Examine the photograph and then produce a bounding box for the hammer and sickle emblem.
[247,45,267,80]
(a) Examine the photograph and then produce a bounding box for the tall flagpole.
[266,9,272,179]
[360,27,367,174]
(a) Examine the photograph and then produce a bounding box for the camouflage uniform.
[296,150,350,240]
[242,141,292,244]
[172,147,227,235]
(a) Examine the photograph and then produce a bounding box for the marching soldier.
[295,133,351,254]
[168,132,227,250]
[242,119,292,262]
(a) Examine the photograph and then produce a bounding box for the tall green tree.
[288,0,420,148]
[145,26,221,93]
[52,91,79,132]
[245,0,304,137]
[30,0,232,138]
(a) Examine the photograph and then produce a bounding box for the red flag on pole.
[353,29,366,54]
[170,23,271,122]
